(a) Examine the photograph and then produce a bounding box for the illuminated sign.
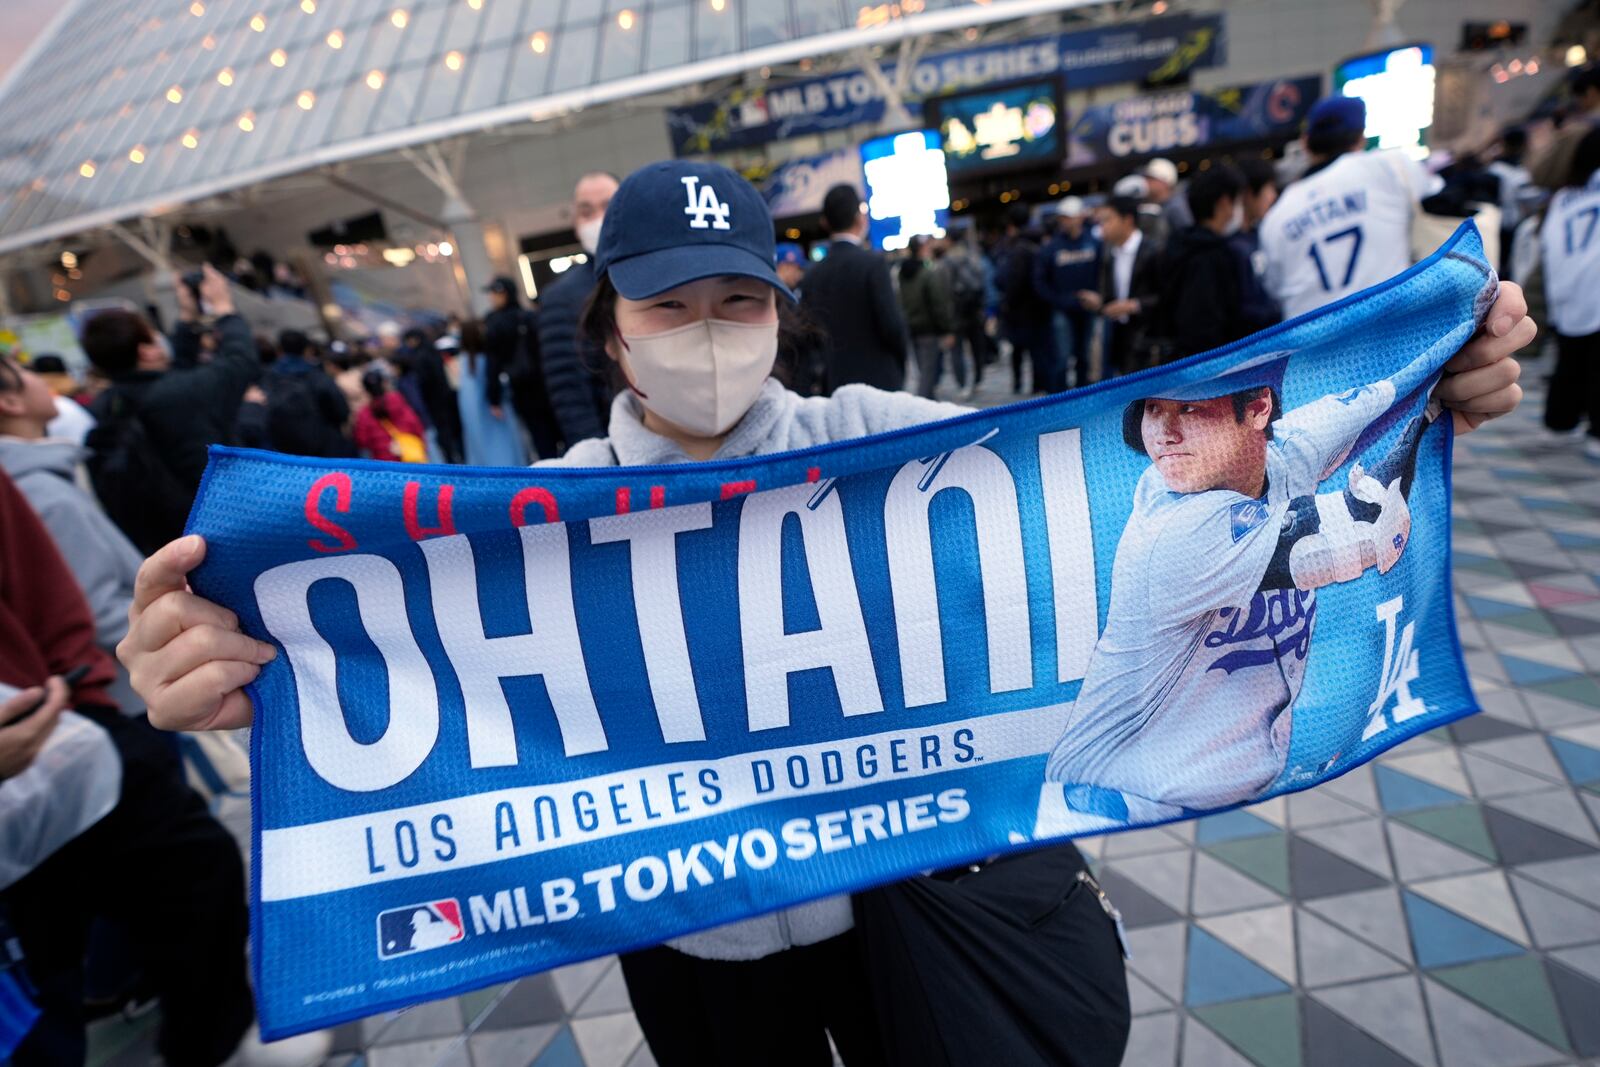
[860,130,951,252]
[927,79,1064,177]
[1334,44,1435,159]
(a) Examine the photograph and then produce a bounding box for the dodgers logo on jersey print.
[191,224,1497,1037]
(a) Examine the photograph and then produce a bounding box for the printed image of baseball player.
[1035,356,1439,837]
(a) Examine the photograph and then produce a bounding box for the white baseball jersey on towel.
[1261,150,1439,321]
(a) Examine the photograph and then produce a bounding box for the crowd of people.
[0,64,1587,1067]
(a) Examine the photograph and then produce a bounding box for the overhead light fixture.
[250,12,266,31]
[128,145,146,163]
[467,0,483,8]
[201,33,216,49]
[189,1,205,15]
[297,89,316,109]
[617,9,635,29]
[445,50,464,70]
[166,84,184,103]
[301,0,316,10]
[711,0,725,10]
[530,31,548,52]
[217,67,234,85]
[1567,44,1588,67]
[326,29,343,48]
[61,251,78,269]
[391,8,409,28]
[78,160,96,178]
[438,241,454,256]
[366,69,386,89]
[238,110,256,131]
[182,128,200,148]
[270,48,287,66]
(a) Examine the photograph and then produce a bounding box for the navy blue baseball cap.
[594,160,795,302]
[775,242,806,267]
[1307,95,1367,138]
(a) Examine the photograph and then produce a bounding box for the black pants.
[1545,329,1599,439]
[619,933,887,1067]
[1006,321,1061,394]
[4,713,253,1067]
[1061,311,1096,388]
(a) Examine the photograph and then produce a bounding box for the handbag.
[853,842,1131,1067]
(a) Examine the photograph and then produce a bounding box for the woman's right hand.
[118,536,277,732]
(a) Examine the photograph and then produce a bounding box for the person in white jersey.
[1034,310,1508,835]
[1540,127,1600,459]
[1260,96,1442,321]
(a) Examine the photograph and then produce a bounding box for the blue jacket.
[1035,230,1103,315]
[1227,228,1282,336]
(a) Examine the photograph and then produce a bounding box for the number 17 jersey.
[1260,149,1437,321]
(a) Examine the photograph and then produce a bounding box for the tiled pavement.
[82,347,1600,1067]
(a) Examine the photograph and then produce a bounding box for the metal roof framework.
[0,0,1099,257]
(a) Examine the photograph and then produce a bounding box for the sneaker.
[221,1025,334,1067]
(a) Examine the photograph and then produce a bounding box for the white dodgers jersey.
[1541,173,1600,337]
[1261,150,1438,321]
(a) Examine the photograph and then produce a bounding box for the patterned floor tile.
[1198,905,1296,984]
[1191,993,1301,1067]
[1297,817,1397,879]
[1206,834,1291,896]
[1383,748,1475,797]
[1484,807,1598,865]
[1376,765,1467,812]
[1409,871,1530,947]
[1196,810,1282,845]
[1546,959,1600,1058]
[529,1027,584,1067]
[573,964,632,1019]
[1312,975,1437,1067]
[1295,909,1409,987]
[1181,1014,1259,1067]
[1122,1012,1180,1067]
[468,1024,561,1067]
[1191,853,1284,915]
[1392,804,1499,862]
[1125,922,1189,1001]
[1103,848,1192,915]
[1303,887,1416,965]
[1402,892,1523,968]
[1093,866,1186,928]
[569,1012,644,1067]
[1301,996,1420,1067]
[1490,790,1600,844]
[478,976,566,1032]
[1185,928,1290,1006]
[1128,971,1173,1016]
[1422,977,1569,1067]
[1287,835,1389,898]
[1432,955,1572,1052]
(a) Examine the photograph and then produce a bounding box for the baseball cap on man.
[594,160,794,302]
[1143,158,1179,187]
[483,276,518,297]
[1307,96,1367,139]
[1056,195,1086,217]
[775,242,806,266]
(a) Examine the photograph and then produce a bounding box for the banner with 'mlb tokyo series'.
[189,224,1498,1037]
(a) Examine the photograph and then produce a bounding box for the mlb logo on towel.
[376,900,465,960]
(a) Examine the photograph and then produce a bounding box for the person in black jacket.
[1160,164,1249,360]
[538,172,620,449]
[1228,158,1283,338]
[797,184,910,394]
[996,204,1060,394]
[80,265,258,495]
[397,328,463,464]
[1082,196,1165,376]
[256,330,353,457]
[484,277,560,459]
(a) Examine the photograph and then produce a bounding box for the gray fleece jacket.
[541,378,967,961]
[0,437,144,713]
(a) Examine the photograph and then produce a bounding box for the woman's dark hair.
[79,309,155,376]
[579,275,824,392]
[458,320,486,370]
[1121,387,1282,452]
[361,367,390,403]
[1568,127,1600,189]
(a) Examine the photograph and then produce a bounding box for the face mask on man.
[619,318,778,437]
[576,217,604,255]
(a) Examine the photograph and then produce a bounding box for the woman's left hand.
[1435,281,1535,435]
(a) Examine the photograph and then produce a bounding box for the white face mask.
[576,216,604,255]
[619,318,778,438]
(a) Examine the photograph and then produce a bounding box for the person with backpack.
[352,367,427,463]
[254,331,352,459]
[897,237,960,399]
[484,277,560,458]
[936,234,989,398]
[80,265,260,555]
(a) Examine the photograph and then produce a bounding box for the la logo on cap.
[681,175,732,231]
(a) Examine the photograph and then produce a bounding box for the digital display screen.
[927,79,1065,177]
[859,129,951,252]
[1334,44,1435,158]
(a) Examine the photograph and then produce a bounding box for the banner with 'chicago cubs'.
[188,225,1496,1038]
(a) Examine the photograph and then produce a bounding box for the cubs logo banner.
[189,225,1495,1038]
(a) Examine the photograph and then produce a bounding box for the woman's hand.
[118,536,276,732]
[0,677,68,780]
[1436,281,1534,434]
